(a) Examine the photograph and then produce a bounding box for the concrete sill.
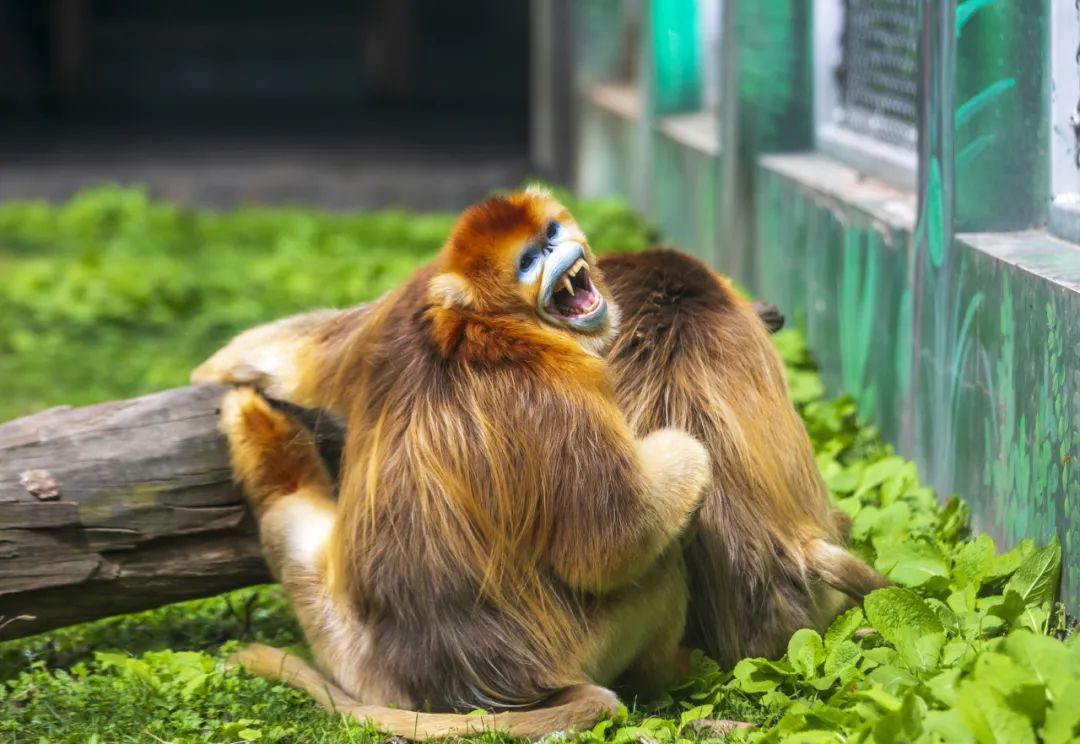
[816,124,918,192]
[957,230,1080,294]
[758,151,918,233]
[657,110,720,157]
[580,82,643,121]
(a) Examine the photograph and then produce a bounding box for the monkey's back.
[327,270,595,712]
[599,249,839,666]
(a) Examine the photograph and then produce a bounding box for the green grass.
[1,189,1077,743]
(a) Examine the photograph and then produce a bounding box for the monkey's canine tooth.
[560,276,575,296]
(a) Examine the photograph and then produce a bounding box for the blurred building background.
[0,0,536,208]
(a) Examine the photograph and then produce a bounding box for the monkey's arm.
[191,303,376,413]
[548,427,710,594]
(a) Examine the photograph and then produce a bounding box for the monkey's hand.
[635,428,711,538]
[192,309,350,410]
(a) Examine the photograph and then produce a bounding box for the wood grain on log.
[0,385,274,641]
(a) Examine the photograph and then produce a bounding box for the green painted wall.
[571,0,1080,609]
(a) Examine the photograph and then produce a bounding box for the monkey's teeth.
[569,259,588,277]
[560,276,575,296]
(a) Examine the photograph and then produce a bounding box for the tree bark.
[0,384,344,641]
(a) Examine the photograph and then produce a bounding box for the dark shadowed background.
[0,0,560,209]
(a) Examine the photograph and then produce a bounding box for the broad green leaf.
[926,666,963,707]
[947,584,977,614]
[1041,679,1080,744]
[879,462,917,506]
[867,502,912,545]
[875,538,950,589]
[866,664,920,694]
[854,456,905,497]
[953,533,995,589]
[824,606,864,650]
[760,690,793,709]
[851,505,881,542]
[1016,604,1049,634]
[930,597,959,633]
[899,691,927,740]
[788,629,824,680]
[1003,631,1075,702]
[956,680,1037,744]
[825,466,862,495]
[973,652,1047,723]
[732,658,788,693]
[862,646,900,667]
[864,588,945,671]
[678,704,712,728]
[986,590,1027,626]
[783,732,843,744]
[986,539,1036,583]
[941,639,977,667]
[823,640,861,678]
[923,709,977,744]
[1003,541,1061,607]
[856,687,901,712]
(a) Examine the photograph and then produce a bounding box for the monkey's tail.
[806,539,890,601]
[228,643,619,741]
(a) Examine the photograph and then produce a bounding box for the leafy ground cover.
[1,190,1077,743]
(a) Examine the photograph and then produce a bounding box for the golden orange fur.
[598,249,888,666]
[194,191,711,738]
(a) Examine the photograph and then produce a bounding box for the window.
[654,0,722,155]
[576,0,644,119]
[814,0,919,188]
[1049,0,1080,242]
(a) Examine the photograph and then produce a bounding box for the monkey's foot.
[219,387,330,508]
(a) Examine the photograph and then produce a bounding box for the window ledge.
[1049,196,1080,247]
[957,230,1080,294]
[657,110,720,157]
[816,123,918,192]
[759,151,917,232]
[580,82,642,120]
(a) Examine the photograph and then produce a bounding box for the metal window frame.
[813,0,918,191]
[1049,0,1080,244]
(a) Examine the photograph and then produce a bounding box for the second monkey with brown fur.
[599,249,888,668]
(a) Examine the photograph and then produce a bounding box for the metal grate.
[838,0,920,148]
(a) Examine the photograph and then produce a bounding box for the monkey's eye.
[518,247,542,275]
[546,220,560,242]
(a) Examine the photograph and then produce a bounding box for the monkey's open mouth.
[547,258,603,321]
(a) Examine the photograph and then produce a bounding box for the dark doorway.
[0,0,532,209]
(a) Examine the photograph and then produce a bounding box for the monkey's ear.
[428,272,474,309]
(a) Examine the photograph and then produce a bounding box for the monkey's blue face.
[517,220,608,334]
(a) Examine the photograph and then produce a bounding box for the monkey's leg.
[586,550,689,702]
[219,387,411,704]
[194,303,377,412]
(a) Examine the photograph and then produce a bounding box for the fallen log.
[0,301,784,642]
[0,384,344,641]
